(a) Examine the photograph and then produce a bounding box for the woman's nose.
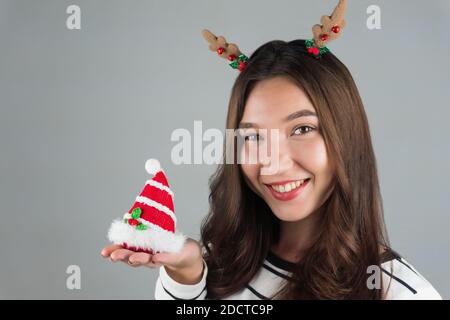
[260,133,294,176]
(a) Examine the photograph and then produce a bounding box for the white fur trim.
[108,219,186,253]
[145,158,161,175]
[135,196,177,224]
[145,179,174,198]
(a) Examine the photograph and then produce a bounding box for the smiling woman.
[177,38,442,300]
[200,38,392,299]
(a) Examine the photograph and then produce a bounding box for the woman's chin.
[270,206,312,222]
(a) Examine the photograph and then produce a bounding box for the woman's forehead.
[242,77,316,124]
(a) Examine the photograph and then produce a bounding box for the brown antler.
[312,0,347,48]
[202,29,243,60]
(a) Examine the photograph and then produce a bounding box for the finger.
[127,260,142,268]
[128,252,152,265]
[101,244,123,257]
[110,248,134,262]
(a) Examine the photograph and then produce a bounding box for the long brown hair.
[200,39,389,299]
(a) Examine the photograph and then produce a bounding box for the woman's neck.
[271,208,323,263]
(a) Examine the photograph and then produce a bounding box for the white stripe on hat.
[134,196,177,225]
[145,179,174,198]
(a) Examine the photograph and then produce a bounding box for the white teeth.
[270,179,309,193]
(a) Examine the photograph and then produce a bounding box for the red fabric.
[153,171,169,186]
[129,202,175,232]
[139,183,174,212]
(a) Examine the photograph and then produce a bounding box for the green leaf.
[229,60,239,69]
[238,54,249,62]
[305,39,315,48]
[136,223,147,231]
[131,207,142,219]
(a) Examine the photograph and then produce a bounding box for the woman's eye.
[292,125,315,136]
[244,134,260,142]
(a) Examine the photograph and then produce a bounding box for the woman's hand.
[101,238,204,284]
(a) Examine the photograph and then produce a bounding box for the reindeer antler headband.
[201,29,249,72]
[202,0,347,72]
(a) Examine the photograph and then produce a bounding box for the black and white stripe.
[159,278,206,300]
[155,249,441,300]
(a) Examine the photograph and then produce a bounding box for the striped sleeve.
[382,258,442,300]
[154,260,208,300]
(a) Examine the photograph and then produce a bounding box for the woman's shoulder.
[380,249,442,300]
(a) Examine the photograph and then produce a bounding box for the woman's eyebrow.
[238,109,317,128]
[284,109,317,122]
[238,122,256,129]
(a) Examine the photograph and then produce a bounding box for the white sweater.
[154,250,442,300]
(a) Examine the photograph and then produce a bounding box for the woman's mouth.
[264,178,311,201]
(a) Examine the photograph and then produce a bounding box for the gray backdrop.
[1,0,449,299]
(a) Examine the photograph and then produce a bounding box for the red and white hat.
[108,159,186,253]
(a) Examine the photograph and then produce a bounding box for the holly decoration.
[128,218,139,226]
[123,207,148,231]
[305,39,330,58]
[229,54,249,72]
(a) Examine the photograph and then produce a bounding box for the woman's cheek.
[292,136,329,173]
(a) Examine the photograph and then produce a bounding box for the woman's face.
[239,76,334,222]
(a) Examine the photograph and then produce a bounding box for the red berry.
[217,47,225,55]
[128,219,139,226]
[228,54,236,61]
[307,47,314,54]
[320,34,329,42]
[238,61,246,71]
[332,25,340,34]
[312,48,319,56]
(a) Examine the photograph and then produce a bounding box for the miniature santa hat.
[108,159,186,253]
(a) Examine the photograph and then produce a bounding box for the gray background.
[0,0,449,299]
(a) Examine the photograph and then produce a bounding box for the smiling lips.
[265,178,311,201]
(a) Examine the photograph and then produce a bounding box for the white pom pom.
[145,158,161,175]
